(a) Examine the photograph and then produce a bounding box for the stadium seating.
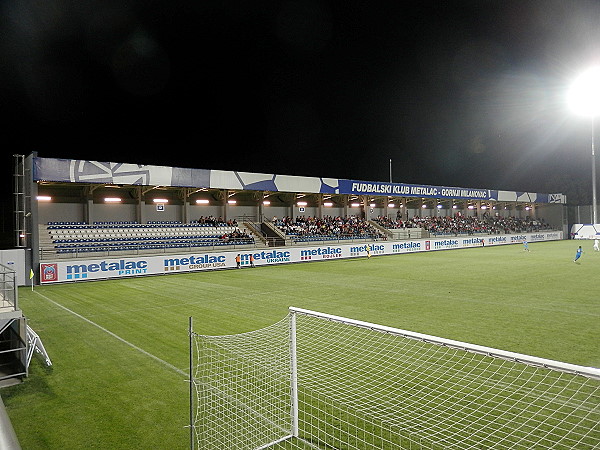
[42,221,254,256]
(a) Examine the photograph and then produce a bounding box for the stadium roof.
[33,155,565,204]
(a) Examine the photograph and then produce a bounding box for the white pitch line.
[34,291,187,376]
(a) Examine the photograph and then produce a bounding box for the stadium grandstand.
[6,152,566,286]
[9,153,569,277]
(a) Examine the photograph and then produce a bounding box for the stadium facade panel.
[33,156,565,203]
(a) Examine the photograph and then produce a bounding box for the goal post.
[189,307,600,449]
[190,315,298,449]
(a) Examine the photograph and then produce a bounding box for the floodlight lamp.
[568,66,600,117]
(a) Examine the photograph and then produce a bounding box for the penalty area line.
[34,291,187,376]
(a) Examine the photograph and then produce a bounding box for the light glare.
[568,67,600,116]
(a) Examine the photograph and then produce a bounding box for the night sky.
[1,0,600,242]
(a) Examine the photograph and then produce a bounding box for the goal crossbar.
[289,307,600,381]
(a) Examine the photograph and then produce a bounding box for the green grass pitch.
[3,239,599,449]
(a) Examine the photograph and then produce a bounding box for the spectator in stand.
[220,229,253,244]
[373,214,554,236]
[272,215,383,241]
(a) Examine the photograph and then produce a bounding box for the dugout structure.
[190,307,600,449]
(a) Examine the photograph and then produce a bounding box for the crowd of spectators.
[220,229,254,244]
[273,216,385,240]
[373,214,554,236]
[196,216,253,243]
[196,216,237,227]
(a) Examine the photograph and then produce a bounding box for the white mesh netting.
[191,309,600,449]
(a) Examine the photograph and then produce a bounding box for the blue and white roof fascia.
[32,156,565,204]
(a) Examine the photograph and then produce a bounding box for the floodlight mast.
[569,66,600,225]
[593,116,597,225]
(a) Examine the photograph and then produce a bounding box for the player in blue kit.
[573,246,583,262]
[522,239,530,252]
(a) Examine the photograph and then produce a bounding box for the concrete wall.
[38,202,85,224]
[34,198,566,229]
[0,249,28,287]
[142,203,182,223]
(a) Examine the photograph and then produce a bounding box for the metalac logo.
[66,260,148,279]
[392,242,421,252]
[300,247,342,260]
[241,250,290,264]
[164,255,226,271]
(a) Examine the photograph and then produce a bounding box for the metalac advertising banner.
[40,231,562,283]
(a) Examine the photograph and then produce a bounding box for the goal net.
[189,307,600,449]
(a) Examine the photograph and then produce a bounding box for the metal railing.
[0,263,18,312]
[39,240,260,260]
[282,234,385,246]
[428,227,559,237]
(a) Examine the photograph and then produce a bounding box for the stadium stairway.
[260,222,286,247]
[368,220,393,240]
